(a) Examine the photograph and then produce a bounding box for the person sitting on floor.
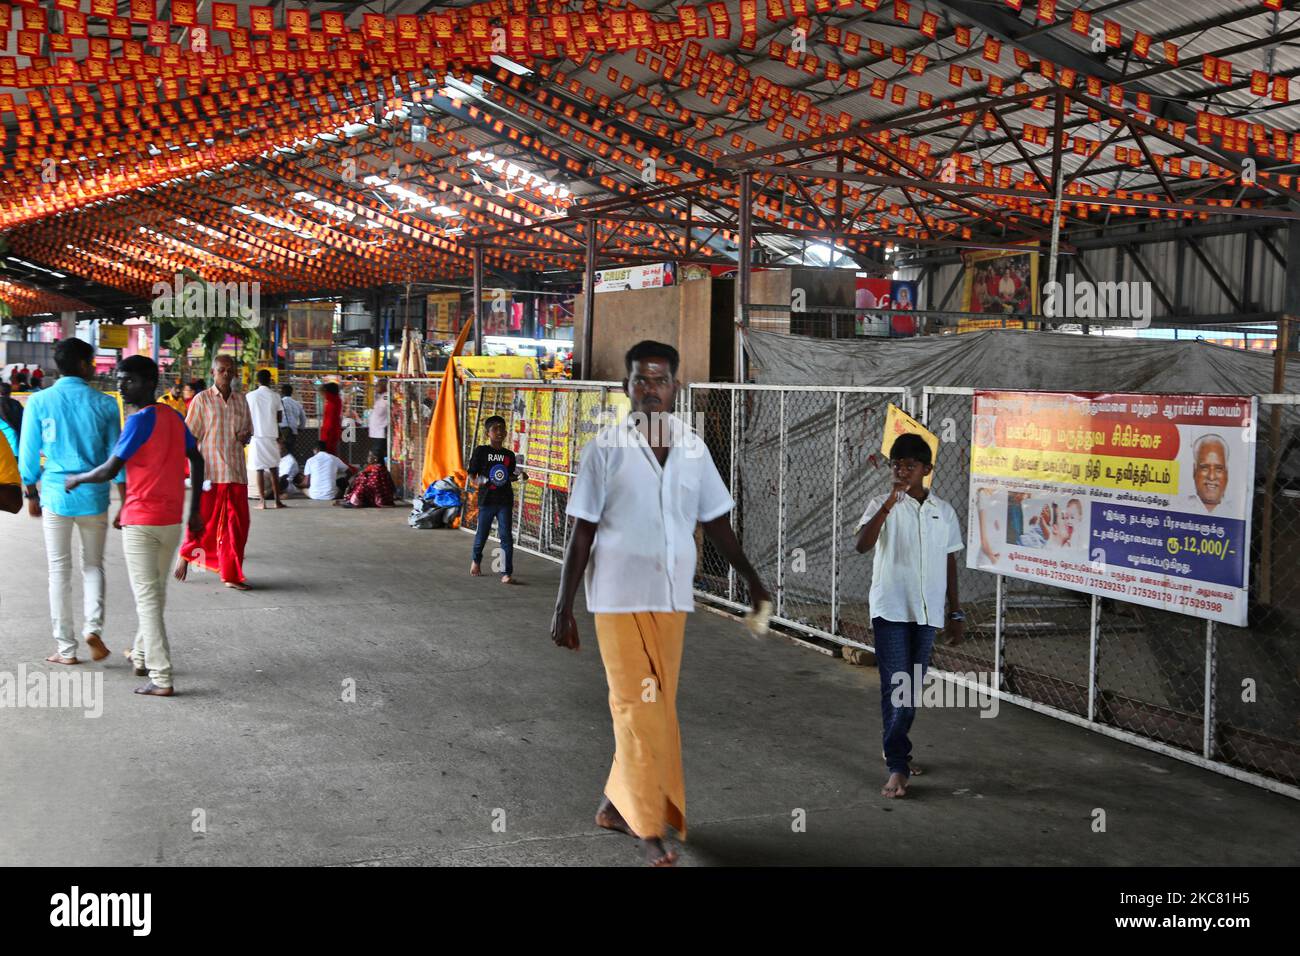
[338,450,397,509]
[301,441,356,501]
[277,439,301,497]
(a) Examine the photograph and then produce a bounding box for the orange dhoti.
[594,611,688,840]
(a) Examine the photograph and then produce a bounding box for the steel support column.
[736,171,754,383]
[471,245,484,357]
[582,224,598,381]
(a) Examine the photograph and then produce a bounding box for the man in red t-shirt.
[66,356,206,697]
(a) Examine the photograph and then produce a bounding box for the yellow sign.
[338,349,375,371]
[243,366,279,388]
[454,356,539,380]
[970,445,1179,493]
[99,325,129,349]
[881,403,939,489]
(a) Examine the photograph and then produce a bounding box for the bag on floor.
[423,476,463,509]
[408,498,441,530]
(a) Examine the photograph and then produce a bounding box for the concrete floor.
[1,498,1295,867]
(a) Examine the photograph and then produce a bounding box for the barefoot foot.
[881,772,909,799]
[595,797,633,837]
[642,837,678,867]
[45,653,79,665]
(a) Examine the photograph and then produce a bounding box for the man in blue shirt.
[18,337,125,666]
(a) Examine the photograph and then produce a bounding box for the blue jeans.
[472,502,514,575]
[872,617,938,777]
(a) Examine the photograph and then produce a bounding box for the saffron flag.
[881,403,939,489]
[421,315,475,492]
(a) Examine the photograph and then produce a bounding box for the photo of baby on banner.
[973,488,1089,565]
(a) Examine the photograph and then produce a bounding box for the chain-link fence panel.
[998,582,1093,718]
[690,384,905,647]
[281,373,375,471]
[387,378,437,501]
[1210,395,1300,785]
[1096,601,1207,750]
[688,386,737,607]
[832,391,899,646]
[923,389,999,678]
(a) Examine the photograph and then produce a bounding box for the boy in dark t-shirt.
[467,414,527,583]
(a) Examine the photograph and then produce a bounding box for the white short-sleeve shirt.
[368,396,390,438]
[567,415,734,613]
[856,491,964,628]
[304,451,349,500]
[245,385,283,439]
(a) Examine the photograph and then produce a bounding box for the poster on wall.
[959,249,1039,332]
[286,301,336,347]
[854,278,920,336]
[593,262,676,293]
[967,390,1257,626]
[426,293,460,338]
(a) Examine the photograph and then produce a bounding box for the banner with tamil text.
[966,390,1256,626]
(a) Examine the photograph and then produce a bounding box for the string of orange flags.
[1,0,1291,107]
[0,277,95,318]
[3,0,1296,280]
[1,0,1293,214]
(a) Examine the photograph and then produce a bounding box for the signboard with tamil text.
[967,390,1256,626]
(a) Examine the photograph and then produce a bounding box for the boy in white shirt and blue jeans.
[856,433,965,799]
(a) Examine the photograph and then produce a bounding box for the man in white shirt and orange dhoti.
[551,340,770,867]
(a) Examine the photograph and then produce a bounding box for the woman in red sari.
[320,382,343,455]
[338,451,396,508]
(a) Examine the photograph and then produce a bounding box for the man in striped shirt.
[174,355,255,590]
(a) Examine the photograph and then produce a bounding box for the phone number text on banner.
[966,391,1257,626]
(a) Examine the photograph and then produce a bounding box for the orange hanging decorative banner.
[706,2,731,38]
[249,6,274,34]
